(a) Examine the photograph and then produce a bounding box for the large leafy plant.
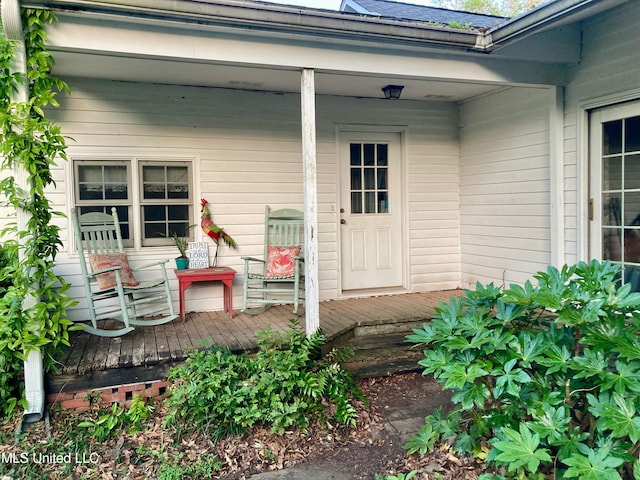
[164,321,364,439]
[0,9,75,417]
[407,261,640,479]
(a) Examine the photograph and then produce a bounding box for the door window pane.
[378,192,388,213]
[348,142,390,215]
[351,168,362,190]
[602,194,622,226]
[363,144,375,166]
[623,266,640,290]
[625,116,640,153]
[377,144,388,166]
[625,154,640,190]
[350,144,361,166]
[600,114,640,291]
[351,192,362,214]
[603,157,622,191]
[603,120,623,155]
[603,229,622,262]
[625,228,640,263]
[364,192,376,214]
[378,168,388,189]
[364,168,375,190]
[625,192,640,226]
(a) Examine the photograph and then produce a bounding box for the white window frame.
[589,103,640,290]
[577,89,640,262]
[139,160,193,247]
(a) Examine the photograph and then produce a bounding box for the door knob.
[340,219,347,224]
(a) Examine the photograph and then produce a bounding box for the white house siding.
[459,87,552,288]
[47,78,460,321]
[403,105,461,291]
[563,1,640,264]
[315,98,461,293]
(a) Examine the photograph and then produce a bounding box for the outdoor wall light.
[381,84,404,99]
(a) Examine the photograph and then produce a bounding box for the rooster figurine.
[201,198,237,248]
[201,198,237,266]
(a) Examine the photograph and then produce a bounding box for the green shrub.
[0,243,23,415]
[156,453,221,480]
[0,242,17,293]
[79,394,154,441]
[164,321,364,439]
[375,471,418,480]
[407,261,640,479]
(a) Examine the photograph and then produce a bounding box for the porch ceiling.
[29,0,634,101]
[38,0,569,102]
[53,51,513,102]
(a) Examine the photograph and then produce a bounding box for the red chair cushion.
[89,252,139,290]
[265,246,301,278]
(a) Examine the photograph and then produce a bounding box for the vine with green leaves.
[0,8,76,417]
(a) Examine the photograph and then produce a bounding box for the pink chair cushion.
[265,246,301,278]
[88,252,139,290]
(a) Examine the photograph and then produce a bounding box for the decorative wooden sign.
[187,242,209,269]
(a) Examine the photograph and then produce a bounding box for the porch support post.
[2,0,45,423]
[301,68,319,336]
[549,86,565,267]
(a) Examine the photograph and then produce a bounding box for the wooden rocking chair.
[242,206,305,315]
[71,208,178,337]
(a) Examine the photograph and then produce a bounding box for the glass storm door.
[590,103,640,291]
[339,132,403,291]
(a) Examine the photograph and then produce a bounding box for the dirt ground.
[301,373,447,477]
[1,372,492,479]
[239,373,491,480]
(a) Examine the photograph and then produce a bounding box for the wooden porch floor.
[50,290,460,392]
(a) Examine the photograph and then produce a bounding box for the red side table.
[174,267,236,321]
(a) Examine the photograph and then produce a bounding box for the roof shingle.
[342,0,508,29]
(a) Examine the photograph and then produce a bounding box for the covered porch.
[48,290,460,395]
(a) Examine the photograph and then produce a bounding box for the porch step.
[47,327,424,410]
[327,321,427,379]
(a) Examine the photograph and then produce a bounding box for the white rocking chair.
[71,208,178,337]
[242,206,305,315]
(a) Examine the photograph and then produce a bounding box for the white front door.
[339,131,404,291]
[590,102,640,291]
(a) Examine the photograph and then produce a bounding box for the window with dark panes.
[74,159,193,248]
[140,162,192,246]
[75,161,132,243]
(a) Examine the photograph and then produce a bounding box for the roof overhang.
[484,0,632,50]
[18,0,631,101]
